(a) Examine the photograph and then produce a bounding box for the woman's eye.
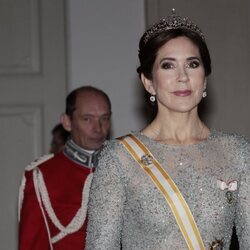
[161,62,174,69]
[187,60,200,68]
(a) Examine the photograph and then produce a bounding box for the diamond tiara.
[143,9,205,44]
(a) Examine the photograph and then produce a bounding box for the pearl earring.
[150,95,156,102]
[202,91,207,98]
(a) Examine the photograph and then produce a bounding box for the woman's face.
[143,36,206,114]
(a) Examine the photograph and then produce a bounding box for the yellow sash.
[118,134,205,250]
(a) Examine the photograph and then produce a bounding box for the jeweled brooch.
[140,154,153,166]
[217,179,237,204]
[209,238,224,250]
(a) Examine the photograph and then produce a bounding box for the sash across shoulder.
[118,134,205,250]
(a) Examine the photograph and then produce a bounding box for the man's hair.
[65,86,111,118]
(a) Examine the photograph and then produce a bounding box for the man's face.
[66,91,111,150]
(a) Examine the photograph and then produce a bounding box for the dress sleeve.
[235,139,250,249]
[18,170,51,250]
[86,142,126,250]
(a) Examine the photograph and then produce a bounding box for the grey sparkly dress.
[86,130,250,250]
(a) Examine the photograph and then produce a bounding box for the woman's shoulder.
[211,129,249,146]
[103,131,142,148]
[100,132,139,159]
[99,131,144,164]
[96,133,142,178]
[103,135,128,151]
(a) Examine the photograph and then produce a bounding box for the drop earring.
[150,95,156,102]
[202,91,207,98]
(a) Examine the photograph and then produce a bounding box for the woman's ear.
[140,73,156,96]
[203,77,207,90]
[60,114,72,132]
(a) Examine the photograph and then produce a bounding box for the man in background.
[49,123,70,154]
[18,86,112,249]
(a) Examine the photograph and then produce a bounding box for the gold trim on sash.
[118,134,205,250]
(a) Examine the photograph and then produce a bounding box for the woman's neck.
[142,111,209,145]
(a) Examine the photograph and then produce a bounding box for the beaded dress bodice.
[86,130,250,250]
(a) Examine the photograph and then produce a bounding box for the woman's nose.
[177,67,189,82]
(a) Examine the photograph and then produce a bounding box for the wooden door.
[0,0,67,248]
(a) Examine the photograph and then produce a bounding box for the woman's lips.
[173,90,192,97]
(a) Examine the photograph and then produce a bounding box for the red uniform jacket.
[19,152,92,250]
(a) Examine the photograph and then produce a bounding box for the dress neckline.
[134,128,216,149]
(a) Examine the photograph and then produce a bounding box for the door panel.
[0,0,66,248]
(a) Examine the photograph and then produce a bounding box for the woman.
[86,10,249,250]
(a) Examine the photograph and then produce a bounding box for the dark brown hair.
[137,28,211,80]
